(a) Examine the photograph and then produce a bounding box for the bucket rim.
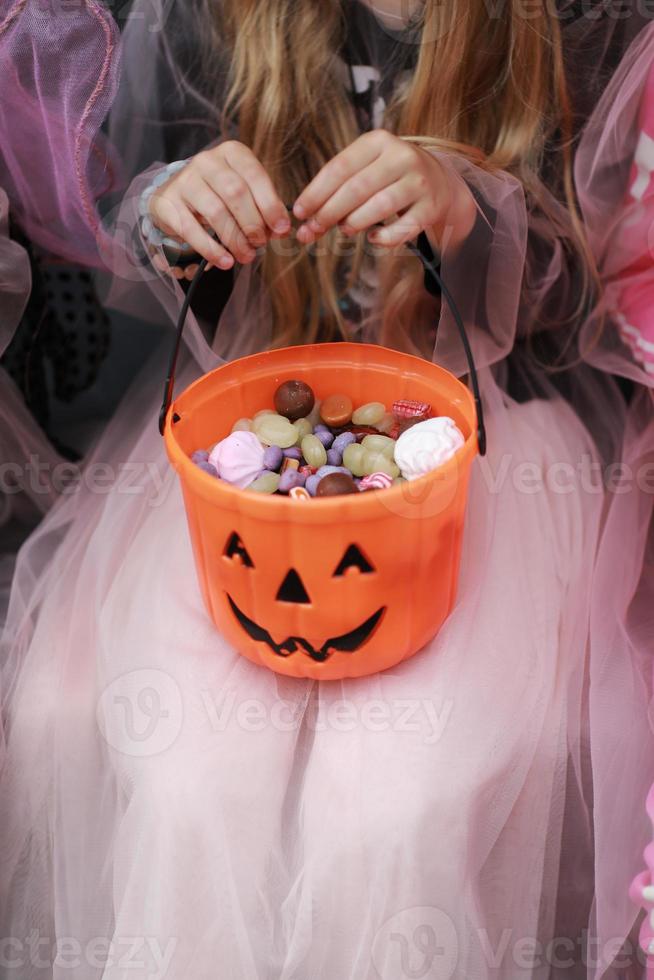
[164,342,479,514]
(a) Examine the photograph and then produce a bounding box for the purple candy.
[305,474,322,497]
[283,446,303,461]
[191,449,210,465]
[326,448,343,467]
[263,445,284,471]
[315,465,351,480]
[313,424,330,435]
[196,461,219,478]
[278,469,306,493]
[332,432,357,455]
[314,429,334,449]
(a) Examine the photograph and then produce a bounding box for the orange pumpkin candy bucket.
[160,251,486,681]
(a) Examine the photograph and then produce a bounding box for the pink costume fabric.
[0,3,653,979]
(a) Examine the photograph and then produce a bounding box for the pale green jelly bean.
[376,412,396,435]
[247,472,280,494]
[352,401,386,426]
[254,413,299,449]
[293,418,313,440]
[253,408,276,421]
[361,434,395,457]
[362,450,400,479]
[343,442,367,478]
[301,434,327,469]
[231,417,252,433]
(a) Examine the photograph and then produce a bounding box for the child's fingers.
[294,131,384,220]
[296,161,387,242]
[223,143,291,235]
[175,175,255,263]
[156,198,234,268]
[199,157,269,248]
[339,177,418,238]
[367,203,425,248]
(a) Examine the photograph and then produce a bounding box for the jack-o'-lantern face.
[223,532,386,664]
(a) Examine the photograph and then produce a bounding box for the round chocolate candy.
[320,393,353,428]
[274,380,315,421]
[316,472,359,496]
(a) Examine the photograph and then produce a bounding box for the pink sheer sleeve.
[575,23,654,977]
[0,0,122,265]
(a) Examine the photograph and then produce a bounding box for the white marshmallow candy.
[394,416,465,481]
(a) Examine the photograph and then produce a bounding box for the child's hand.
[293,130,477,251]
[149,141,291,269]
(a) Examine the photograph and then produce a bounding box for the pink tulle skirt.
[4,346,650,980]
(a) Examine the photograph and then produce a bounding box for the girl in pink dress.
[0,2,653,977]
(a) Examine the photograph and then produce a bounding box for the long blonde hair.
[201,0,585,352]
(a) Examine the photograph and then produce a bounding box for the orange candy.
[320,393,353,427]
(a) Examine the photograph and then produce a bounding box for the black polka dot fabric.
[1,243,110,430]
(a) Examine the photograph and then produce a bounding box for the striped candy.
[392,400,431,420]
[359,472,394,492]
[289,486,311,501]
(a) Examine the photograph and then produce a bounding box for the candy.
[346,425,381,440]
[342,443,367,478]
[394,416,465,481]
[278,469,306,493]
[290,486,311,501]
[263,445,284,471]
[253,413,299,449]
[301,434,328,469]
[299,465,316,477]
[316,472,359,496]
[360,471,394,491]
[320,393,353,427]
[393,400,432,421]
[191,450,210,465]
[253,408,276,421]
[247,472,281,494]
[326,448,343,467]
[315,465,352,479]
[281,457,300,473]
[332,431,357,455]
[292,418,313,440]
[352,401,386,426]
[361,434,395,457]
[274,380,315,421]
[231,418,252,433]
[196,461,219,478]
[306,400,322,429]
[313,424,330,435]
[210,431,265,488]
[375,412,396,435]
[283,446,303,460]
[305,474,322,497]
[314,429,334,449]
[361,450,400,479]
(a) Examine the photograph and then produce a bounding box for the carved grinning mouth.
[227,595,386,663]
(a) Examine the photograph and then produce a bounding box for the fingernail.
[294,203,306,219]
[274,219,291,234]
[308,219,323,234]
[648,938,654,955]
[218,255,234,269]
[644,885,654,902]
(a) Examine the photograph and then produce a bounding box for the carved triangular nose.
[276,569,311,604]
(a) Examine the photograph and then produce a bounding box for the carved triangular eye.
[333,545,375,576]
[224,532,254,568]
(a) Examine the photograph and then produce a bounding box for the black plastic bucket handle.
[158,235,487,456]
